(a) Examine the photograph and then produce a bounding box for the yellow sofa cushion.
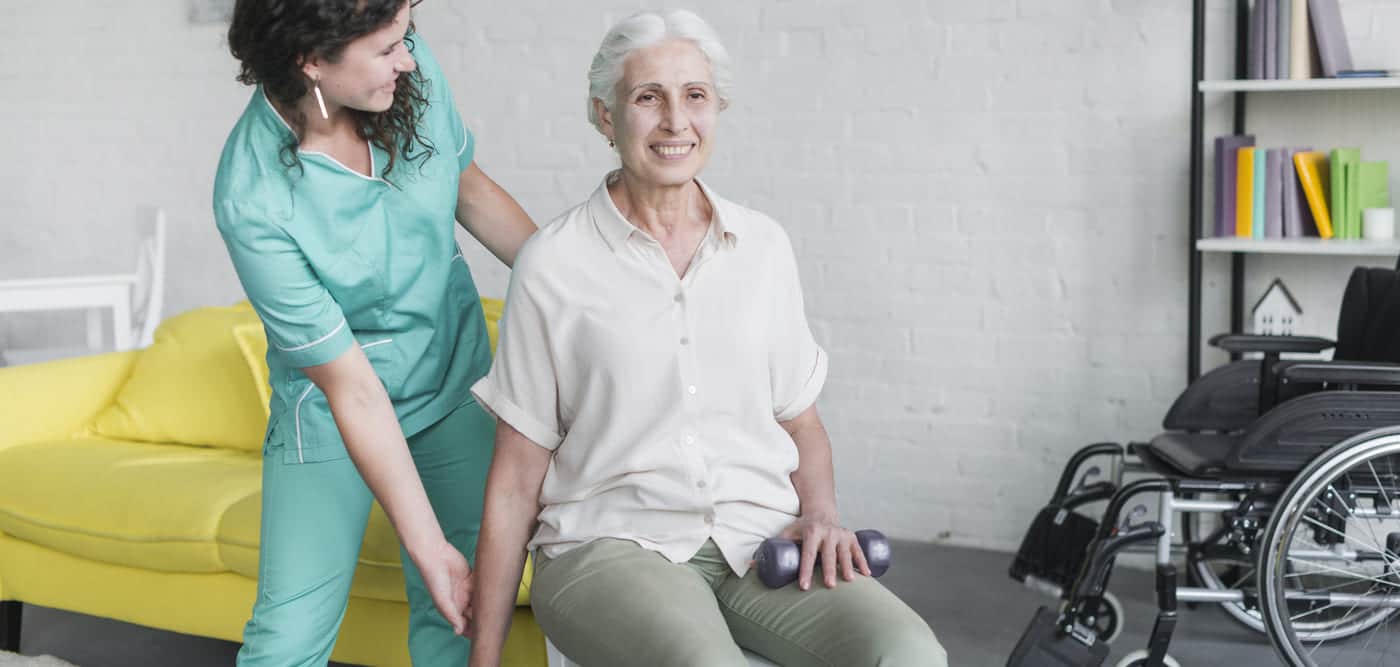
[231,322,271,417]
[217,492,534,606]
[0,437,261,573]
[91,303,268,453]
[482,296,503,354]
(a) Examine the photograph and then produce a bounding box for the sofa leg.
[0,601,20,652]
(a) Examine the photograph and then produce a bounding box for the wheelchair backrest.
[1163,264,1400,434]
[1335,265,1400,364]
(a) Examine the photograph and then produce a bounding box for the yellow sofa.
[0,300,545,666]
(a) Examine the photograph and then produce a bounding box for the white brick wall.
[3,0,1400,551]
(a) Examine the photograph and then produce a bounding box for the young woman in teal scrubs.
[213,1,535,664]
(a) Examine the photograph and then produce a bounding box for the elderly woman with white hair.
[465,10,946,667]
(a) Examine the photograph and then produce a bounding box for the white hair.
[586,9,732,134]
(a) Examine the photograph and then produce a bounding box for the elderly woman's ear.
[592,97,615,145]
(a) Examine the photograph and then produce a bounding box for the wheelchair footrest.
[1010,505,1100,591]
[1006,606,1110,667]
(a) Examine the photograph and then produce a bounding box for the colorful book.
[1359,161,1392,213]
[1293,150,1333,238]
[1249,0,1267,79]
[1214,135,1255,237]
[1237,147,1257,236]
[1254,148,1267,238]
[1264,0,1279,79]
[1282,148,1312,237]
[1289,0,1316,79]
[1330,148,1361,238]
[1265,148,1285,238]
[1309,0,1354,77]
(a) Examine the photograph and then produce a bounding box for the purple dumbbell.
[753,529,892,589]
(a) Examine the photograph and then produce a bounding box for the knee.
[669,642,750,667]
[866,621,948,667]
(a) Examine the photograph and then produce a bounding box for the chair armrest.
[0,350,138,450]
[1209,334,1335,355]
[1281,362,1400,388]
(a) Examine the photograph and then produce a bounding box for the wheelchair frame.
[1010,426,1400,667]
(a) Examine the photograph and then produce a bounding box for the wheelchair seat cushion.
[1145,431,1240,477]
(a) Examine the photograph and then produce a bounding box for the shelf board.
[1197,237,1400,256]
[1198,78,1400,93]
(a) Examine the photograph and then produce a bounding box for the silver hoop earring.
[313,80,329,120]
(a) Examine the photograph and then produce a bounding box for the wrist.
[801,508,840,524]
[405,534,454,566]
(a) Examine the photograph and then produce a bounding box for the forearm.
[326,383,444,559]
[457,163,536,267]
[469,423,550,666]
[784,406,839,521]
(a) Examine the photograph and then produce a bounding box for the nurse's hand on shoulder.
[420,540,473,635]
[779,515,872,591]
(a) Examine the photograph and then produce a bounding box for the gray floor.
[10,540,1284,666]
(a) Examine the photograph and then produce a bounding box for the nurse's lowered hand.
[420,539,474,635]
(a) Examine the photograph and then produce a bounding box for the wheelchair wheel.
[1063,592,1124,644]
[1258,427,1400,666]
[1113,650,1180,667]
[1186,506,1267,633]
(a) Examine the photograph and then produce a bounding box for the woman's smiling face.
[599,39,721,187]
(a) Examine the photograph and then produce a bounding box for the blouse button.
[687,385,698,395]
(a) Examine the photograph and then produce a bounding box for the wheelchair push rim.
[1189,503,1380,638]
[1260,427,1400,666]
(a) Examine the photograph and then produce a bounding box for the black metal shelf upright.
[1188,0,1253,383]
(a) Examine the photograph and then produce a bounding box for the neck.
[609,169,710,239]
[271,91,359,145]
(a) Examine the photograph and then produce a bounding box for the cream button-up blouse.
[471,173,828,575]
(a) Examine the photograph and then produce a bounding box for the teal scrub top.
[212,37,491,464]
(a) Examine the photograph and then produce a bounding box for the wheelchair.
[1006,262,1400,667]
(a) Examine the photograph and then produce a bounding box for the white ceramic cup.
[1363,207,1396,241]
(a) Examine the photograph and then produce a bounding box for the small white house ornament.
[1252,278,1303,336]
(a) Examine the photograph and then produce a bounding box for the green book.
[1359,161,1391,215]
[1330,148,1361,238]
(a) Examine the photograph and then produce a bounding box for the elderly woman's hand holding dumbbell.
[753,518,893,590]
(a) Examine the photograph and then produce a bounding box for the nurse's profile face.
[302,1,416,115]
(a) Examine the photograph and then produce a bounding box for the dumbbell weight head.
[856,529,891,578]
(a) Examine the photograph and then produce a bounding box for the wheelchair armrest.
[1208,333,1335,355]
[1281,362,1400,388]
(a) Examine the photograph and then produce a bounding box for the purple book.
[1282,147,1313,237]
[1309,0,1354,77]
[1215,135,1256,237]
[1249,0,1267,79]
[1264,0,1279,80]
[1264,148,1285,238]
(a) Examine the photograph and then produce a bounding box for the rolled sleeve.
[456,122,476,172]
[215,200,354,369]
[769,228,827,421]
[470,259,563,450]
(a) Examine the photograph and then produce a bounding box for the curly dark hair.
[227,0,434,180]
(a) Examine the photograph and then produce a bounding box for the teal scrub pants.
[236,399,494,666]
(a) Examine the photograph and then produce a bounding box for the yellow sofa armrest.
[0,350,139,450]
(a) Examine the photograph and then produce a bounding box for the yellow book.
[1293,151,1334,239]
[1236,147,1255,237]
